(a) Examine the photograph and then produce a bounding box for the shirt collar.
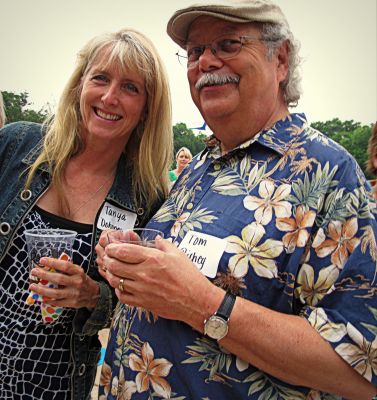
[201,113,308,159]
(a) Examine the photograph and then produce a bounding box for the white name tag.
[97,202,137,231]
[178,231,227,278]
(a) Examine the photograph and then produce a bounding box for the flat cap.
[167,0,289,47]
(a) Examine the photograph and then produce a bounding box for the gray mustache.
[195,73,240,90]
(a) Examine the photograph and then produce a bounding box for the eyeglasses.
[176,35,270,68]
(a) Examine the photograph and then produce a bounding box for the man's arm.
[103,238,376,399]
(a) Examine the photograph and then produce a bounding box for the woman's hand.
[95,229,116,279]
[29,257,100,309]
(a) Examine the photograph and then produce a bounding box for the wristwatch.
[204,292,236,340]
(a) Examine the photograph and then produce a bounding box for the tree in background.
[311,118,373,178]
[2,91,49,124]
[172,122,206,168]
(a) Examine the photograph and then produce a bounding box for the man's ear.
[276,40,289,82]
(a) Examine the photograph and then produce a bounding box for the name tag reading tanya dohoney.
[178,231,227,278]
[97,202,137,231]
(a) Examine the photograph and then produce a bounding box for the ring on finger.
[118,278,125,292]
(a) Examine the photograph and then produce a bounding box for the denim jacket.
[0,121,161,399]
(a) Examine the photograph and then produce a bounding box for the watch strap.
[215,292,236,321]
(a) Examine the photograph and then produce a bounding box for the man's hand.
[102,237,222,325]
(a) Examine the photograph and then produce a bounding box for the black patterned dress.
[0,206,92,399]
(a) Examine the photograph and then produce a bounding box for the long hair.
[366,123,377,176]
[0,92,5,128]
[261,22,302,107]
[25,28,173,214]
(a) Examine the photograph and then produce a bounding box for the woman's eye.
[92,74,108,83]
[123,82,139,93]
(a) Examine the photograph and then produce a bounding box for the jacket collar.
[22,140,137,212]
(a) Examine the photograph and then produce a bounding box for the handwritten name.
[180,247,206,270]
[99,219,121,230]
[105,206,128,223]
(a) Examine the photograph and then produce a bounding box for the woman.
[168,146,192,183]
[366,122,377,201]
[0,28,172,400]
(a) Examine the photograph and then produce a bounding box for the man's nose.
[198,47,223,71]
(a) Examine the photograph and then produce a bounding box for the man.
[97,1,377,398]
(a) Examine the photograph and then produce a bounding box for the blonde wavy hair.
[0,92,5,128]
[25,28,173,215]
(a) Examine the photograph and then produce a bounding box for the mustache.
[195,73,240,91]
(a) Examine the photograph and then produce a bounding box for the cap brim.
[167,10,251,47]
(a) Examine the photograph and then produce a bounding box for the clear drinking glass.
[24,228,77,285]
[107,228,164,248]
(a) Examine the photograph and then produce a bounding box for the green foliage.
[2,91,49,124]
[172,122,206,167]
[311,118,374,178]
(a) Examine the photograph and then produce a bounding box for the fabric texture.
[99,113,377,399]
[0,207,91,399]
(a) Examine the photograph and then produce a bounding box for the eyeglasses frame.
[176,35,275,68]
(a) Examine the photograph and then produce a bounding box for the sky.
[0,0,376,131]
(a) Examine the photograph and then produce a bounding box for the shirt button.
[213,163,221,171]
[187,203,193,210]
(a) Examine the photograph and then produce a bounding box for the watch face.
[205,315,228,340]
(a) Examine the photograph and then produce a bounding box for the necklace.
[70,177,112,216]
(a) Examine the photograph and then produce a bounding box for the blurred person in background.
[168,146,193,183]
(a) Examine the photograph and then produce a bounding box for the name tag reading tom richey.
[97,202,137,231]
[178,231,227,278]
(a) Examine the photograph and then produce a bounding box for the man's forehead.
[187,18,258,42]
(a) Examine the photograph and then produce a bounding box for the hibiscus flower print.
[225,222,283,279]
[129,341,173,398]
[276,205,316,253]
[336,322,377,382]
[307,307,347,343]
[313,218,360,269]
[243,180,292,225]
[170,212,190,238]
[295,264,338,306]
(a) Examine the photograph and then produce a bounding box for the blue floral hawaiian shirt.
[99,113,377,399]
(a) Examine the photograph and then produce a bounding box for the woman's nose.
[101,84,119,106]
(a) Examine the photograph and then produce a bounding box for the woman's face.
[176,151,191,168]
[79,53,147,146]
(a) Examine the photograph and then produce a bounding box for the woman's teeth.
[96,108,121,121]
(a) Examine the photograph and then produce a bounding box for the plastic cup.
[107,228,163,248]
[24,229,77,285]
